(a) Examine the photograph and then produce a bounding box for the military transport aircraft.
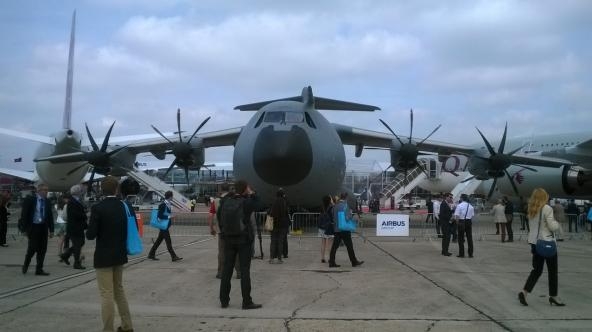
[1,12,588,208]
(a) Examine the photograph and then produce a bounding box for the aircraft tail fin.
[234,86,380,111]
[62,10,76,130]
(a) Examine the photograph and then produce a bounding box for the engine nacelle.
[467,155,491,180]
[496,165,592,198]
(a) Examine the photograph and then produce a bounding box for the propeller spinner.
[464,123,537,199]
[378,109,442,182]
[151,108,210,184]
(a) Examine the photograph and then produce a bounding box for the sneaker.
[352,260,364,267]
[221,302,229,308]
[172,257,183,262]
[147,255,159,260]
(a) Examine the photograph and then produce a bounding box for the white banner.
[376,214,409,236]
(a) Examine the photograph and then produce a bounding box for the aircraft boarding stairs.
[380,165,428,203]
[451,174,482,199]
[127,170,190,211]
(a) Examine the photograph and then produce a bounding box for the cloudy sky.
[1,0,590,171]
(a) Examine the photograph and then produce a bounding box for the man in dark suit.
[60,184,88,269]
[21,182,54,275]
[86,176,133,332]
[439,193,454,257]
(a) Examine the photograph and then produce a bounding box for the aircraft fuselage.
[233,101,345,207]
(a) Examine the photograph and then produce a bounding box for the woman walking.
[491,199,507,242]
[518,188,565,306]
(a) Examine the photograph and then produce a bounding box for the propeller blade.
[498,122,508,154]
[186,116,211,144]
[162,158,178,178]
[184,167,190,185]
[100,121,116,152]
[379,119,405,146]
[487,177,498,200]
[507,143,527,156]
[177,108,182,142]
[67,162,89,176]
[417,124,442,146]
[85,123,99,151]
[512,164,538,172]
[408,109,413,144]
[504,169,519,196]
[151,125,174,145]
[106,145,129,157]
[475,127,497,156]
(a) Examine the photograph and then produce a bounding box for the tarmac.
[1,209,591,332]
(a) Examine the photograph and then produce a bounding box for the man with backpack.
[218,180,263,310]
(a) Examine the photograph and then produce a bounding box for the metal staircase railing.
[380,165,427,200]
[127,170,191,211]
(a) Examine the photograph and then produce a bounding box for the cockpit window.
[263,111,304,124]
[264,112,284,123]
[254,112,265,128]
[285,112,304,123]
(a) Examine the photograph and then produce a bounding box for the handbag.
[337,210,357,232]
[122,202,143,255]
[150,207,170,230]
[264,215,274,231]
[535,211,557,258]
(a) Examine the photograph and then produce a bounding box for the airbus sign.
[376,214,409,236]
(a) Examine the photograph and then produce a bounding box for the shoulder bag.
[150,207,170,230]
[535,210,557,258]
[123,202,143,255]
[264,214,274,231]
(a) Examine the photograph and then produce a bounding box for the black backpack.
[318,210,331,230]
[219,195,245,236]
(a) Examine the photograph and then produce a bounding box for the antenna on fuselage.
[62,10,76,130]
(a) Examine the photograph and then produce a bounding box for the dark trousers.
[441,221,451,254]
[0,219,7,245]
[567,214,578,232]
[217,235,239,277]
[523,244,558,296]
[282,230,288,258]
[457,220,473,257]
[435,217,441,235]
[149,230,178,259]
[520,214,529,231]
[505,214,514,241]
[425,213,434,223]
[24,224,48,272]
[62,235,85,265]
[450,222,457,241]
[329,231,358,265]
[219,237,253,305]
[270,228,287,260]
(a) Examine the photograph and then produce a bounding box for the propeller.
[151,108,210,184]
[473,123,537,199]
[376,109,442,184]
[66,121,127,192]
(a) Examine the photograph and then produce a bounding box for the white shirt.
[433,200,441,217]
[454,201,475,220]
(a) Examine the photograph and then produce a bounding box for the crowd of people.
[6,177,592,330]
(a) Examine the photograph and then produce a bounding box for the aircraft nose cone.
[253,126,313,186]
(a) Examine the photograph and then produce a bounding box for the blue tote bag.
[150,208,170,230]
[122,202,143,256]
[337,210,357,232]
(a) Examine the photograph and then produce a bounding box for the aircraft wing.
[332,124,475,156]
[123,127,243,154]
[333,124,572,168]
[0,167,38,182]
[0,128,54,145]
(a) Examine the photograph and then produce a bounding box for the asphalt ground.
[1,210,591,332]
